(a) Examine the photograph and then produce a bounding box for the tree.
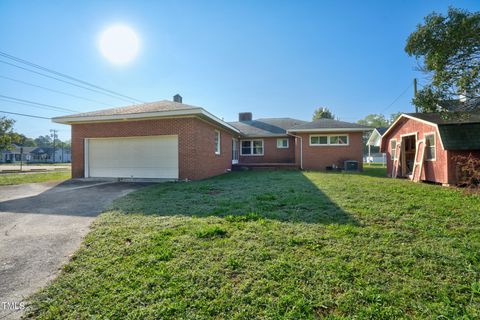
[16,134,37,147]
[405,7,480,112]
[57,140,71,149]
[389,112,403,124]
[312,107,334,120]
[357,114,389,128]
[0,117,21,151]
[34,135,53,147]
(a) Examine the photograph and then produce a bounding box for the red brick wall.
[71,117,233,180]
[238,137,295,163]
[292,132,364,170]
[382,117,448,184]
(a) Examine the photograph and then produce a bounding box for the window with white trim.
[310,135,349,146]
[425,134,436,160]
[241,140,264,155]
[390,139,397,160]
[214,130,221,154]
[277,138,289,148]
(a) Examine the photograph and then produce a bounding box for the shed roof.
[383,112,480,151]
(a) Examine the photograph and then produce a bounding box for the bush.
[454,153,480,188]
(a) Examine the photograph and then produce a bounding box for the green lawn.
[0,162,71,166]
[0,171,71,186]
[26,169,480,319]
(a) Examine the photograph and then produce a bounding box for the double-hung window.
[241,140,264,155]
[425,134,436,160]
[277,138,289,148]
[214,130,221,155]
[310,135,349,146]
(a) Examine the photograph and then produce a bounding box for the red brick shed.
[381,112,480,185]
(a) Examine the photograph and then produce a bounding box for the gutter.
[287,133,303,170]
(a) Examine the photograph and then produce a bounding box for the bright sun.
[99,25,139,64]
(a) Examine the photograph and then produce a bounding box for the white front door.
[86,135,179,179]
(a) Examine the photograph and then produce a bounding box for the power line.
[0,51,145,104]
[0,95,79,113]
[0,59,138,105]
[0,109,50,119]
[0,75,115,107]
[381,82,414,113]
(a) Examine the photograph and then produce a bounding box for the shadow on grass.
[111,171,359,225]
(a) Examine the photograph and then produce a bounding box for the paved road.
[0,180,150,319]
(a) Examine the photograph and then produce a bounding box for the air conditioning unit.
[344,160,359,172]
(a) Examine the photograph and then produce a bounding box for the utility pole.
[413,78,418,113]
[20,146,23,171]
[50,129,58,163]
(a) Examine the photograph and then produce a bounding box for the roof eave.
[240,134,289,138]
[287,128,372,133]
[52,108,240,134]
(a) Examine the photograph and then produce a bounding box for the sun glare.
[99,25,139,64]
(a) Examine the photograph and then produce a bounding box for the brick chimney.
[173,94,182,103]
[239,112,252,122]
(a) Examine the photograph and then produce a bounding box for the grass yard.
[0,171,70,186]
[26,169,480,319]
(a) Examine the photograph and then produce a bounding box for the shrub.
[454,153,480,188]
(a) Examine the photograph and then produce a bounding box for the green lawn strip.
[0,171,71,186]
[26,170,480,319]
[0,163,71,166]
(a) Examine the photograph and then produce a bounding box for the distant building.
[0,145,71,163]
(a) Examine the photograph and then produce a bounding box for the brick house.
[380,112,480,185]
[53,96,370,180]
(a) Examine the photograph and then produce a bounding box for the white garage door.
[86,135,178,179]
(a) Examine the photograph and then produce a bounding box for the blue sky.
[1,0,479,141]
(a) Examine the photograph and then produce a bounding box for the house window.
[390,139,397,160]
[241,140,264,155]
[214,130,221,155]
[425,133,436,160]
[310,136,328,145]
[277,138,289,148]
[310,135,348,146]
[329,135,348,145]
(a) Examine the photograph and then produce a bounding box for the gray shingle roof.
[228,118,307,137]
[288,118,371,131]
[376,127,388,135]
[63,100,201,118]
[405,112,480,150]
[406,112,480,125]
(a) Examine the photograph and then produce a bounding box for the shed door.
[86,136,178,179]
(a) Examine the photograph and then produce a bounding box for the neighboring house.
[30,147,72,163]
[0,146,37,163]
[380,112,480,185]
[52,95,371,180]
[365,127,387,163]
[0,145,71,163]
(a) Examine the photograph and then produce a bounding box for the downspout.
[288,133,303,170]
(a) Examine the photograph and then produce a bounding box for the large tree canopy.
[312,107,334,120]
[405,7,480,112]
[357,114,389,128]
[0,117,21,151]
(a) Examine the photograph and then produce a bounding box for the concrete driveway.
[0,180,150,319]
